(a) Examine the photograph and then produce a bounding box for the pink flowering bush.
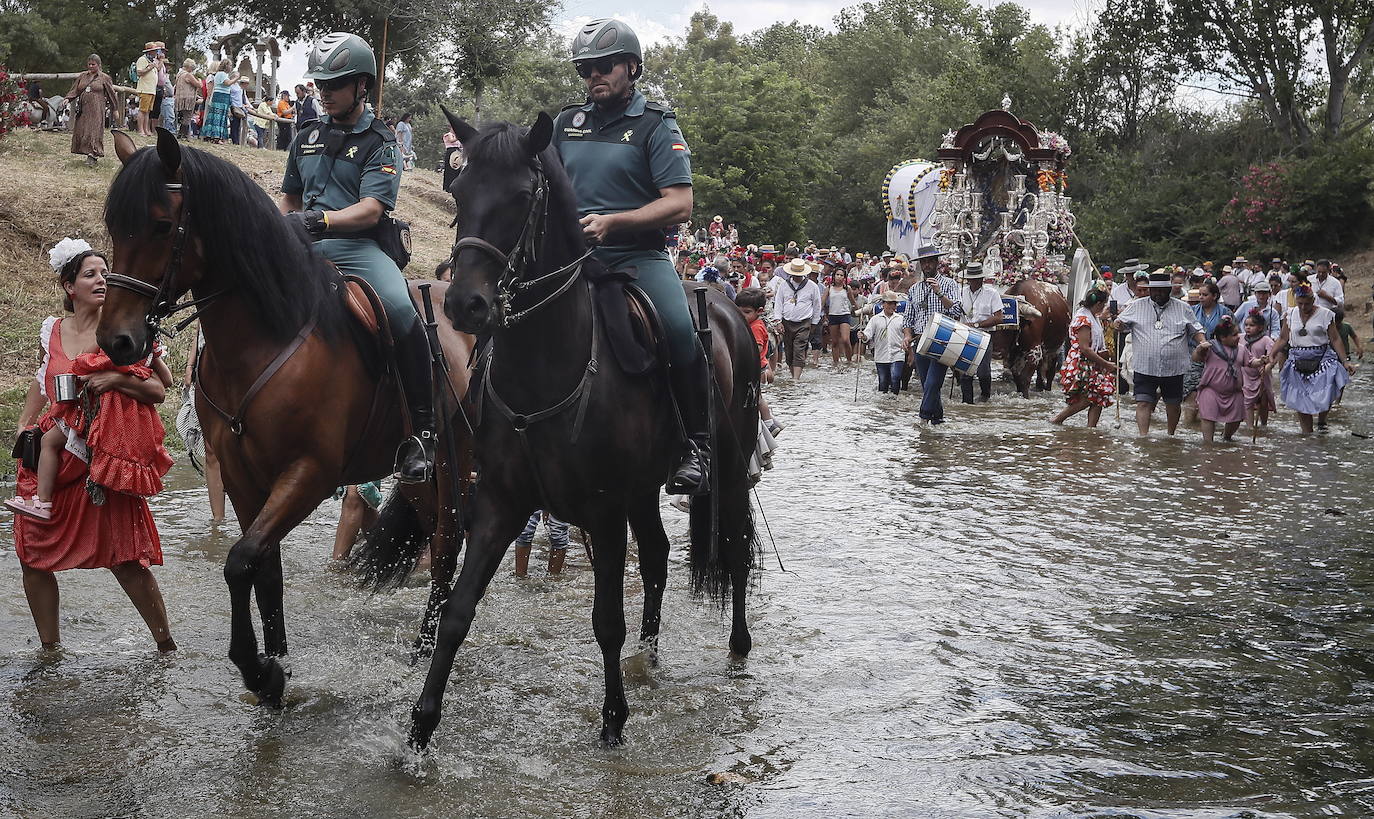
[1220,161,1289,248]
[0,67,18,137]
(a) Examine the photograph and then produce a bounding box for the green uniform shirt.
[281,109,400,213]
[552,90,691,250]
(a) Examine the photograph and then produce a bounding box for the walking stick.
[1113,325,1122,429]
[854,357,861,402]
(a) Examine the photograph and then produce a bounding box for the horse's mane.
[105,145,343,343]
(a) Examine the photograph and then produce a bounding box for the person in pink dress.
[1192,314,1246,442]
[1237,309,1276,428]
[8,238,177,652]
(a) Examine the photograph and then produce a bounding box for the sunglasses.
[575,57,622,79]
[317,76,356,93]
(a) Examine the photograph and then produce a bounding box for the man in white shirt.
[1234,280,1282,339]
[859,291,907,394]
[1110,259,1144,313]
[956,262,1004,403]
[772,258,822,380]
[1313,259,1344,311]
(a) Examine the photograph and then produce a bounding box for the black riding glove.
[286,209,328,236]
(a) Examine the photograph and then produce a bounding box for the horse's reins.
[448,159,594,328]
[105,180,307,437]
[456,156,600,515]
[104,183,228,339]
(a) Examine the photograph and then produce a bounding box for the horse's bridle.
[103,182,226,339]
[449,158,593,328]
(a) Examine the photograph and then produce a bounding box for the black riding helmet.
[570,18,643,80]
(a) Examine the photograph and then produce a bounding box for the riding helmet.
[305,32,377,85]
[570,18,642,64]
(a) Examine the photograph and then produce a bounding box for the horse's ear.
[440,105,478,145]
[112,130,137,165]
[527,111,554,156]
[155,127,181,176]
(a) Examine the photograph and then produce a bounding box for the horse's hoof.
[254,656,287,707]
[729,634,752,658]
[600,726,625,747]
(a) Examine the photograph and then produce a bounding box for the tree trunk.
[473,80,484,125]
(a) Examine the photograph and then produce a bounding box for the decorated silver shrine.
[928,98,1075,288]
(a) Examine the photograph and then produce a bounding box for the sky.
[263,0,1099,96]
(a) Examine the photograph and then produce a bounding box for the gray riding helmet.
[570,18,642,64]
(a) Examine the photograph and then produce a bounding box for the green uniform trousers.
[316,238,419,334]
[596,248,698,367]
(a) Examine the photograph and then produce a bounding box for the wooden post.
[376,17,389,114]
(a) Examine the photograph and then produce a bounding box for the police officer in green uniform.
[553,18,708,494]
[278,32,434,483]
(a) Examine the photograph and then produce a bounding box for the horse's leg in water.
[627,491,668,664]
[411,460,463,663]
[254,545,287,658]
[587,511,631,746]
[223,464,329,705]
[720,435,754,659]
[409,488,528,750]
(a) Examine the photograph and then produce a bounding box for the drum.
[916,314,991,375]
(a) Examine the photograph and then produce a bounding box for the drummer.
[901,244,963,425]
[956,262,1003,403]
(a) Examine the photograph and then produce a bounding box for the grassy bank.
[0,128,457,438]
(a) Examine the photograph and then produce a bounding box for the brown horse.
[96,129,474,705]
[990,278,1070,397]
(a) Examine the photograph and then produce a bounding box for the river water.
[2,364,1373,818]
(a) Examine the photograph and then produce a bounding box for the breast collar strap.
[103,182,229,339]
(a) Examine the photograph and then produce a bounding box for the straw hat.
[914,244,944,260]
[879,290,902,302]
[1252,280,1272,292]
[144,42,159,52]
[963,262,987,279]
[713,215,723,223]
[782,258,810,276]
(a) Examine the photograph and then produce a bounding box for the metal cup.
[54,373,80,403]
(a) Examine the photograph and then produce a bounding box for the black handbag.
[1293,354,1323,375]
[11,427,39,472]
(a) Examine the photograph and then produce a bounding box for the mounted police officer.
[278,32,434,483]
[552,18,708,494]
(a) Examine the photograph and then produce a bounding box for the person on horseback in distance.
[554,18,709,494]
[278,32,434,483]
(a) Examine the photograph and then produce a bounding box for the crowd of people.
[670,238,1363,437]
[45,40,420,168]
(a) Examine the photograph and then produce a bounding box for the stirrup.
[395,430,435,484]
[667,442,710,496]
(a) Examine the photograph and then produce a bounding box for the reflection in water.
[1,365,1371,816]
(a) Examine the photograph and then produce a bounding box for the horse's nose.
[106,332,139,365]
[462,293,490,325]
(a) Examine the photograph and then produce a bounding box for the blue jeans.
[160,96,176,132]
[914,354,949,422]
[876,361,904,394]
[516,511,569,550]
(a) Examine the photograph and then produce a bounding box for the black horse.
[356,111,761,750]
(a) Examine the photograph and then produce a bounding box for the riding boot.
[393,323,436,484]
[547,548,566,575]
[666,355,712,496]
[513,543,531,577]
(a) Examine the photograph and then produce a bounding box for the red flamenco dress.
[14,318,170,572]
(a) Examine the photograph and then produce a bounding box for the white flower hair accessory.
[48,237,93,274]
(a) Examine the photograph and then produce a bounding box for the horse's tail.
[349,490,428,591]
[688,400,760,607]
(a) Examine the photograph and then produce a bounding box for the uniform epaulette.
[370,118,397,142]
[644,100,676,117]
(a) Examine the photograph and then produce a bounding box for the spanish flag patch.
[671,143,687,151]
[380,165,397,174]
